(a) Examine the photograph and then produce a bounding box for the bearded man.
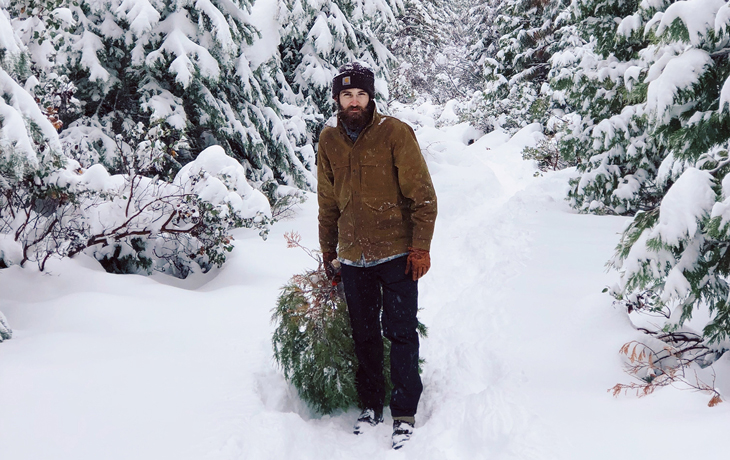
[316,62,437,449]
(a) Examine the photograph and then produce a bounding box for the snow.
[0,234,22,266]
[52,7,76,26]
[175,145,272,219]
[645,48,712,123]
[0,7,22,56]
[623,65,642,91]
[716,3,730,34]
[74,30,111,82]
[310,13,335,57]
[195,0,237,52]
[437,99,460,125]
[116,0,161,37]
[719,75,730,113]
[140,88,187,130]
[649,167,715,247]
[0,66,62,166]
[617,13,642,37]
[78,163,120,192]
[3,114,730,460]
[654,0,726,47]
[146,12,221,88]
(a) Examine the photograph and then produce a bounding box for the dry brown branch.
[611,338,723,407]
[284,231,321,265]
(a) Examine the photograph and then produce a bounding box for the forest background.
[3,0,730,426]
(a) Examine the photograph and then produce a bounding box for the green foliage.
[7,0,316,191]
[272,266,360,414]
[522,135,571,172]
[552,0,660,214]
[572,0,643,60]
[464,0,574,133]
[97,237,153,275]
[496,0,572,85]
[272,253,426,415]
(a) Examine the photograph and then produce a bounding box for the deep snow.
[2,116,729,460]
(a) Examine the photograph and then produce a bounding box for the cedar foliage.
[272,258,359,414]
[272,232,426,414]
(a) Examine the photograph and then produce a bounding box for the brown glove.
[322,251,341,284]
[405,247,430,281]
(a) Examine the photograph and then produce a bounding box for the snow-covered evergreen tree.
[1,0,67,266]
[7,0,315,192]
[388,0,467,104]
[551,0,662,214]
[466,0,573,133]
[466,0,500,71]
[1,1,275,278]
[277,0,399,129]
[605,0,730,353]
[0,310,11,342]
[1,0,62,338]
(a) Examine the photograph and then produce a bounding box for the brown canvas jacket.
[317,108,437,263]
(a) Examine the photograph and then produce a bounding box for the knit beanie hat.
[332,62,375,100]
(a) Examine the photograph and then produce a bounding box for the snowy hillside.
[2,111,728,459]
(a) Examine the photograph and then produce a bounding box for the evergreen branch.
[710,47,730,60]
[708,158,730,175]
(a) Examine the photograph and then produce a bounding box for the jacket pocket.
[363,197,403,230]
[360,158,398,198]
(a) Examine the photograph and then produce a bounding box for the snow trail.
[198,123,554,460]
[410,123,555,459]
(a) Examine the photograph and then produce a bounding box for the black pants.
[340,256,423,418]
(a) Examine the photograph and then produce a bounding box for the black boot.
[391,419,415,449]
[353,408,383,434]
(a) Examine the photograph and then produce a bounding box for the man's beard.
[339,100,375,132]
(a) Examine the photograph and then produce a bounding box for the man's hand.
[322,251,341,284]
[405,247,430,281]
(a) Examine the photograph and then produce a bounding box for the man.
[317,61,437,450]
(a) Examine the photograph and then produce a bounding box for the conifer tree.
[468,0,573,133]
[272,234,426,414]
[466,0,500,70]
[277,0,399,131]
[1,0,67,243]
[1,0,65,328]
[1,1,274,278]
[608,0,730,350]
[0,310,11,342]
[388,0,466,104]
[8,0,315,191]
[552,0,662,214]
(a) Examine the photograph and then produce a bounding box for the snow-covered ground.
[2,112,729,459]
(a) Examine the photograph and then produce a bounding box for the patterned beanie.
[332,62,375,100]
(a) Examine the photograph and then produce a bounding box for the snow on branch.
[653,0,726,47]
[116,0,161,38]
[73,30,111,82]
[0,146,271,277]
